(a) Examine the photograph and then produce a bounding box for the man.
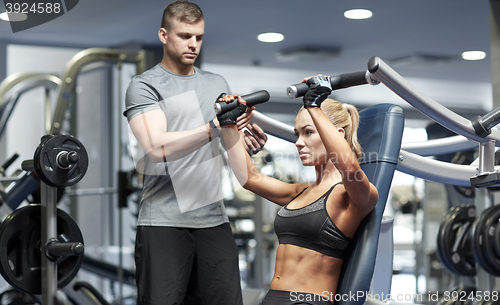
[123,1,267,304]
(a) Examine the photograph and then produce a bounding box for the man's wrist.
[209,119,222,138]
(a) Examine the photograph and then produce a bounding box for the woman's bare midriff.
[270,244,342,303]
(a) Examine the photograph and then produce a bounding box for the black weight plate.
[493,221,500,260]
[471,205,500,276]
[437,208,459,273]
[437,206,476,276]
[34,134,88,187]
[0,204,84,294]
[478,205,500,275]
[437,207,464,274]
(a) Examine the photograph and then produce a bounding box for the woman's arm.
[307,107,378,211]
[302,76,378,211]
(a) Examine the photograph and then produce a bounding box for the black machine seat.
[337,103,405,305]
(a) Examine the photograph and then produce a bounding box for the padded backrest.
[336,103,404,305]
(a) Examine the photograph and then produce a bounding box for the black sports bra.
[274,182,350,258]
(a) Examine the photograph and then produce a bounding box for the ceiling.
[0,0,494,122]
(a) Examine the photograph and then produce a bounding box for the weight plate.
[493,221,500,260]
[478,205,500,275]
[33,134,88,187]
[471,205,500,276]
[0,204,84,294]
[437,210,458,273]
[436,206,476,276]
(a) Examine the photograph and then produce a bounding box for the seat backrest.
[336,103,404,305]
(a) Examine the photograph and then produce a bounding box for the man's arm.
[128,109,215,163]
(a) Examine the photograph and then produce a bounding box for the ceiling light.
[258,32,284,43]
[344,9,372,20]
[462,51,486,61]
[0,12,27,22]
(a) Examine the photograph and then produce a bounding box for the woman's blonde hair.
[300,99,362,159]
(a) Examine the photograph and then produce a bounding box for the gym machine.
[0,72,61,138]
[0,133,89,304]
[0,47,147,303]
[247,55,500,304]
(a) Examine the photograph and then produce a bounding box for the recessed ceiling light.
[462,51,486,61]
[344,9,372,20]
[258,32,284,43]
[0,12,27,22]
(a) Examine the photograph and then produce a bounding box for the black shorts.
[260,290,333,305]
[134,223,243,305]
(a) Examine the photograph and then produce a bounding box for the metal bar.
[41,183,58,305]
[50,48,146,135]
[396,150,479,186]
[66,187,117,196]
[369,57,500,144]
[0,73,61,105]
[252,111,487,186]
[0,74,60,138]
[480,106,500,131]
[45,87,51,134]
[250,111,295,142]
[478,141,496,173]
[401,135,477,156]
[117,60,124,305]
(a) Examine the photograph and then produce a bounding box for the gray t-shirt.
[124,64,230,228]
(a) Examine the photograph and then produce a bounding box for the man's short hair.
[161,0,204,31]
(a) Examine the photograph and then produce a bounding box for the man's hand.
[217,95,247,126]
[217,94,255,130]
[242,123,267,155]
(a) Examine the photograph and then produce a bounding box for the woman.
[218,76,379,305]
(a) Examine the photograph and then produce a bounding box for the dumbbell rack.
[21,134,88,305]
[470,112,500,292]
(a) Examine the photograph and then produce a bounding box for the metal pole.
[41,182,58,305]
[45,87,51,134]
[117,59,124,305]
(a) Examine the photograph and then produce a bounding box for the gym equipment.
[0,73,61,138]
[436,206,476,276]
[367,56,500,187]
[471,205,500,276]
[13,133,88,305]
[286,71,380,99]
[337,104,404,305]
[50,48,147,135]
[253,103,404,304]
[31,134,88,187]
[0,204,84,294]
[80,255,135,286]
[73,282,111,305]
[250,55,500,304]
[436,204,500,277]
[213,90,270,114]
